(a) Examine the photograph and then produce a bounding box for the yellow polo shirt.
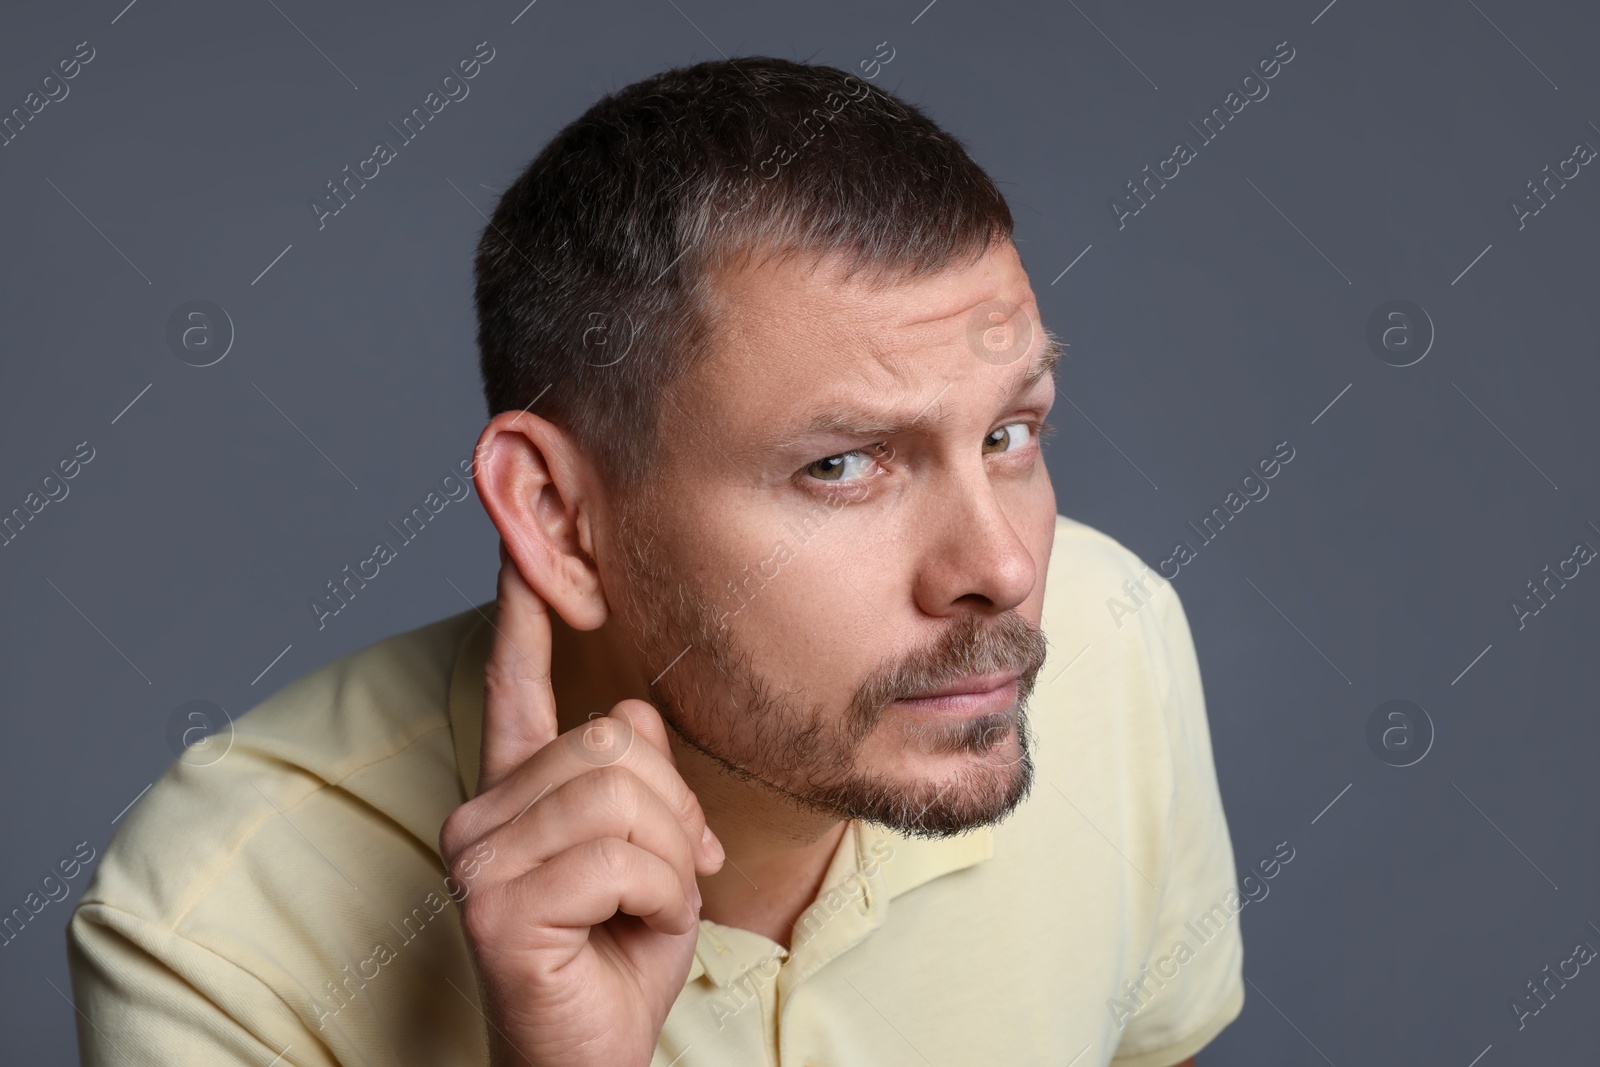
[66,514,1244,1066]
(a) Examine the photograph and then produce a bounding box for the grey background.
[3,0,1597,1063]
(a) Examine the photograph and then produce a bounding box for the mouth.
[892,670,1022,719]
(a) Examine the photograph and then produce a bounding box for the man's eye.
[804,450,878,482]
[983,422,1033,454]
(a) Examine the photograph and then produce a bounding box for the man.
[67,57,1243,1065]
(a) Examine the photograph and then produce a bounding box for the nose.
[911,468,1037,619]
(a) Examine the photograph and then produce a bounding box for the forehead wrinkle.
[758,327,1063,456]
[862,294,1062,398]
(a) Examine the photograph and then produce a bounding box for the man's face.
[608,239,1059,840]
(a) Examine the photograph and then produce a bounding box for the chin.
[819,711,1037,840]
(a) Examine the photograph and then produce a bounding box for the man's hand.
[439,542,726,1067]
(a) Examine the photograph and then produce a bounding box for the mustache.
[848,610,1049,731]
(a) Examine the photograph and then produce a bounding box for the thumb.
[606,698,675,763]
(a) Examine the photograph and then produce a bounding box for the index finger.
[477,539,558,795]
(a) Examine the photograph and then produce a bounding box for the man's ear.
[471,409,610,631]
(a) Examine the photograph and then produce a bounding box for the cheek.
[713,514,899,692]
[743,548,870,647]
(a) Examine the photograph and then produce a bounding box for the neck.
[549,613,849,949]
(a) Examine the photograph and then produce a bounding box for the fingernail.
[701,824,725,864]
[689,883,702,913]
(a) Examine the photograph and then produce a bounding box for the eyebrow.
[762,326,1064,456]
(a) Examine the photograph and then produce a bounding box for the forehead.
[690,241,1040,411]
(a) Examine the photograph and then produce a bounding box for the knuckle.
[481,654,523,690]
[591,836,631,880]
[665,779,702,833]
[676,789,704,832]
[449,847,482,887]
[484,660,549,700]
[589,764,639,818]
[480,671,513,709]
[438,804,475,858]
[459,893,501,946]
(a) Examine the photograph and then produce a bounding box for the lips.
[900,670,1022,701]
[891,670,1023,723]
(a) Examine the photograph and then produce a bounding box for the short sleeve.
[1110,583,1245,1066]
[66,901,338,1067]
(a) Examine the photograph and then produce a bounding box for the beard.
[612,489,1048,840]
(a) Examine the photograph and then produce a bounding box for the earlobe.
[472,411,611,631]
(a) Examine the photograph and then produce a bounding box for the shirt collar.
[446,602,994,986]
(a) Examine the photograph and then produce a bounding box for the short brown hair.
[473,55,1014,493]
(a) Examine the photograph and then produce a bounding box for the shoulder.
[72,605,483,937]
[1036,518,1164,601]
[1042,513,1189,657]
[67,605,494,1063]
[1026,514,1208,850]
